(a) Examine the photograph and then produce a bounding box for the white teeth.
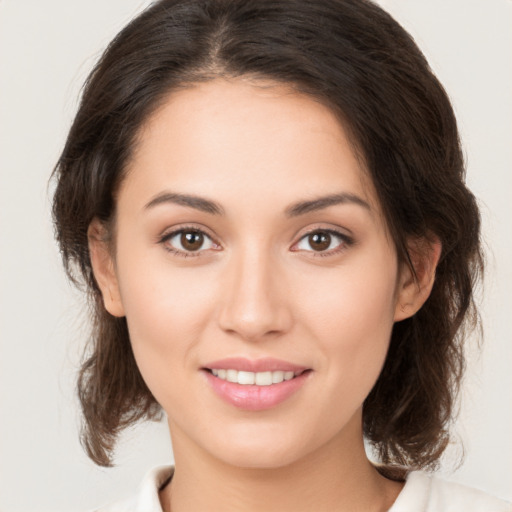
[210,369,301,385]
[255,371,272,386]
[272,370,284,383]
[238,371,255,385]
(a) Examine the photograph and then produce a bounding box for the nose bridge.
[218,241,291,340]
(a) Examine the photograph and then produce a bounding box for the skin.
[89,77,440,511]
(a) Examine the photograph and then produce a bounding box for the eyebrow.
[144,192,225,215]
[144,191,371,217]
[284,192,371,217]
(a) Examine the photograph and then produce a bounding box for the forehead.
[123,77,380,216]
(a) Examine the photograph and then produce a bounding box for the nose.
[217,246,293,342]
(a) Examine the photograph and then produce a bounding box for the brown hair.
[52,0,483,468]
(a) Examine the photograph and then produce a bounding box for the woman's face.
[98,78,412,469]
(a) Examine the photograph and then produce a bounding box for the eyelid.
[159,223,216,241]
[291,227,354,257]
[158,224,221,257]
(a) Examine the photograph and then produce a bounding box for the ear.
[394,235,442,322]
[88,218,125,317]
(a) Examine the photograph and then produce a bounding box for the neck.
[161,413,403,512]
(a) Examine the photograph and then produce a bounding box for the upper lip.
[203,357,309,373]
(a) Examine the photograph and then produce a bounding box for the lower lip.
[204,371,311,411]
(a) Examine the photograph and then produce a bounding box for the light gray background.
[0,1,511,510]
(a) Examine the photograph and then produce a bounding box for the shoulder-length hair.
[52,0,483,468]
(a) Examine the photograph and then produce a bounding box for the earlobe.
[394,236,442,322]
[88,218,125,317]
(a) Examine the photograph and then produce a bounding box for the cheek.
[297,259,398,386]
[300,260,397,336]
[114,249,217,396]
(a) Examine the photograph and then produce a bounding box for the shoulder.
[390,470,512,512]
[92,465,174,512]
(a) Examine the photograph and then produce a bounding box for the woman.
[51,0,511,510]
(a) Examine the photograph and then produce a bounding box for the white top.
[94,465,512,512]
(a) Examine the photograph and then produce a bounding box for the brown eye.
[308,232,331,251]
[163,229,216,255]
[181,231,204,251]
[294,229,350,255]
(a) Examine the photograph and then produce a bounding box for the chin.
[216,444,303,470]
[205,425,322,470]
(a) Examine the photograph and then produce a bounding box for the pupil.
[181,231,203,251]
[310,232,330,251]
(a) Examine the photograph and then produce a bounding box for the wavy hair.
[52,0,483,467]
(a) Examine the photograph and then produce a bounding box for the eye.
[161,228,218,257]
[293,229,352,256]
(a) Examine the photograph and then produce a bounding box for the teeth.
[238,371,255,385]
[226,369,238,383]
[272,370,284,383]
[210,369,301,385]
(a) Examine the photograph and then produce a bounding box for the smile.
[210,369,300,386]
[203,358,311,411]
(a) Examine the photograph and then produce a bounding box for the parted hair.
[52,0,483,468]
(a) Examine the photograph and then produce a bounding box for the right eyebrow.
[284,192,371,217]
[144,191,225,216]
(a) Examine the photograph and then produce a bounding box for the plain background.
[0,0,511,510]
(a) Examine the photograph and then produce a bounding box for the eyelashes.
[158,225,354,259]
[160,227,219,257]
[292,229,352,256]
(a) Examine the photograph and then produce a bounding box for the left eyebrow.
[143,191,225,215]
[284,192,371,217]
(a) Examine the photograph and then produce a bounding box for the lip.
[202,357,311,411]
[203,357,308,373]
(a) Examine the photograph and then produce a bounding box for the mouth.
[207,368,308,386]
[201,358,312,411]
